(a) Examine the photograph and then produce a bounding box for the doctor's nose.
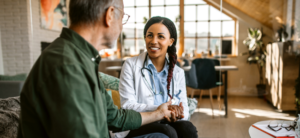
[150,37,158,45]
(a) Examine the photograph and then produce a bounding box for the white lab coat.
[114,52,189,138]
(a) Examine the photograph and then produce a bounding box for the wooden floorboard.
[189,96,296,138]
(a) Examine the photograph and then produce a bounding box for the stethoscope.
[141,53,175,103]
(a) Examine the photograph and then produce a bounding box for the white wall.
[29,0,61,67]
[0,0,63,75]
[207,0,275,96]
[0,27,4,74]
[0,0,31,75]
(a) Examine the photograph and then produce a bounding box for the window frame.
[121,0,237,57]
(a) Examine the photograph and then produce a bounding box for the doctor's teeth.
[151,48,159,50]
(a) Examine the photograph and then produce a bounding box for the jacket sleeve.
[105,87,142,132]
[178,69,190,120]
[119,60,159,112]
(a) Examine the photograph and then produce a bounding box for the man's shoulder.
[39,37,82,67]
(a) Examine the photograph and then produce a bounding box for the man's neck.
[69,25,106,51]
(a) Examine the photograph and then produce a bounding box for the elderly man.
[17,0,174,138]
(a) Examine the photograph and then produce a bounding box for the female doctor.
[118,16,198,138]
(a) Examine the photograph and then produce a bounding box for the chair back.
[185,58,217,89]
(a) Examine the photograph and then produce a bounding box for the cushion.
[0,96,20,138]
[106,89,121,109]
[98,72,119,91]
[187,98,198,120]
[0,74,27,81]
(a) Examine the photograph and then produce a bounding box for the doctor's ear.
[169,38,175,46]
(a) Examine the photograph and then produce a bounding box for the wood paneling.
[223,0,286,29]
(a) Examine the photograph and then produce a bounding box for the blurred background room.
[1,0,300,137]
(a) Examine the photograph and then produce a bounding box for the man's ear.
[104,6,115,27]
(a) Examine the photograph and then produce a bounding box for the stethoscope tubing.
[141,53,174,99]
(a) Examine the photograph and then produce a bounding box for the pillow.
[98,72,119,91]
[0,96,20,138]
[106,89,121,109]
[187,98,198,120]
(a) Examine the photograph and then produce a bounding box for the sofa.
[0,72,197,138]
[0,74,27,99]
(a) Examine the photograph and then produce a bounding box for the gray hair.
[69,0,122,26]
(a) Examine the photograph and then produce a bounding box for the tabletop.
[249,120,295,138]
[182,65,238,71]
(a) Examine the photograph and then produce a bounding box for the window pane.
[197,39,208,53]
[136,0,149,6]
[151,7,165,17]
[223,21,234,36]
[152,0,164,6]
[210,38,221,53]
[136,7,149,22]
[125,8,135,22]
[124,0,134,7]
[123,23,135,38]
[197,22,208,37]
[138,39,146,50]
[184,38,196,52]
[166,6,179,22]
[210,21,221,37]
[184,22,196,37]
[197,5,208,21]
[136,23,145,38]
[185,6,196,21]
[222,13,232,20]
[185,0,206,4]
[124,39,135,49]
[210,6,221,20]
[166,0,179,5]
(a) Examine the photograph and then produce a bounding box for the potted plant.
[242,28,267,97]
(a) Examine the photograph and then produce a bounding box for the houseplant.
[242,28,267,97]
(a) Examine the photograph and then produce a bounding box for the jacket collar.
[60,28,101,63]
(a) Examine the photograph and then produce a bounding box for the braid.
[144,16,178,99]
[167,45,177,97]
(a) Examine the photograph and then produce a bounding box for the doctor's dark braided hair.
[143,16,177,99]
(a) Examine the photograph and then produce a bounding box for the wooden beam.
[178,0,184,57]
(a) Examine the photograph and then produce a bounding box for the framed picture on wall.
[40,0,68,31]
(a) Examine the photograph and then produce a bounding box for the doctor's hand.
[165,102,184,122]
[155,100,172,120]
[168,102,184,118]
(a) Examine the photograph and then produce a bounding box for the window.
[184,0,235,55]
[121,0,235,56]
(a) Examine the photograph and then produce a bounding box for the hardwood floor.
[189,96,296,138]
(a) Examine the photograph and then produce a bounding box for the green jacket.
[18,28,141,138]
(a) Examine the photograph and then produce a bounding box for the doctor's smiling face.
[145,23,174,59]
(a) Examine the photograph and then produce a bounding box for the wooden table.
[249,120,295,138]
[182,65,238,117]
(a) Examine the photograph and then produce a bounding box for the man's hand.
[140,100,172,126]
[165,102,184,122]
[156,100,173,120]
